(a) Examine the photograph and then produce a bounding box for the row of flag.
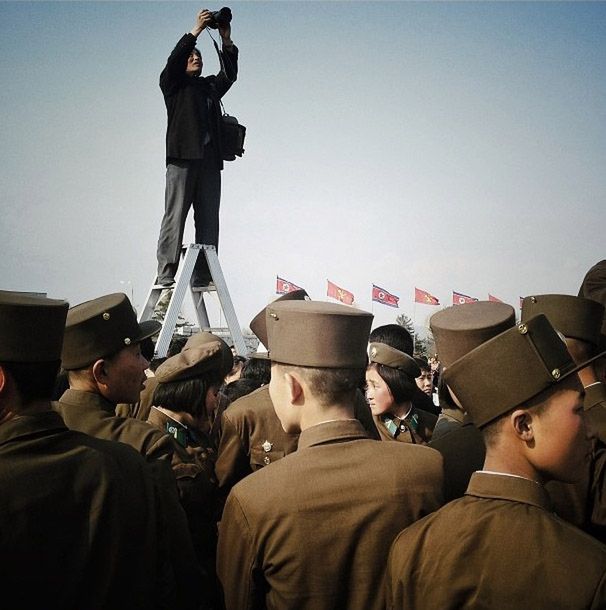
[276,276,524,309]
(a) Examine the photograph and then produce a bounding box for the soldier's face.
[530,379,591,483]
[416,370,433,396]
[102,343,149,404]
[365,367,395,416]
[186,50,202,76]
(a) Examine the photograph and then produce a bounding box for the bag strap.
[206,29,233,116]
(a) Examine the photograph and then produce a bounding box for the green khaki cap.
[62,293,160,370]
[430,301,516,367]
[444,314,606,428]
[250,289,309,349]
[521,294,604,347]
[368,342,421,378]
[183,331,234,378]
[0,291,68,362]
[266,301,373,368]
[156,336,230,383]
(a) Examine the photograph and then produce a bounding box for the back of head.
[369,324,413,355]
[240,353,271,385]
[0,291,69,405]
[267,300,373,405]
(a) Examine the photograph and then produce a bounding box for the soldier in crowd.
[386,314,606,609]
[54,292,202,609]
[217,300,443,609]
[148,331,233,608]
[215,290,378,495]
[366,342,436,443]
[579,260,606,438]
[0,292,176,609]
[521,293,606,540]
[428,301,516,500]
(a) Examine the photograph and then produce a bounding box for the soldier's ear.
[91,359,109,385]
[0,365,6,395]
[284,372,303,405]
[511,409,534,442]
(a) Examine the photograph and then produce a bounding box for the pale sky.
[1,1,604,338]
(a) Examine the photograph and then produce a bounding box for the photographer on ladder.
[156,8,238,291]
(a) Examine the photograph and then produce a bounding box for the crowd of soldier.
[1,259,606,609]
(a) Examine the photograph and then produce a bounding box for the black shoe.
[156,279,175,288]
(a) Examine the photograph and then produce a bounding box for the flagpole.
[413,298,417,353]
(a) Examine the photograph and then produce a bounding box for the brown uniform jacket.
[429,414,485,501]
[373,406,437,445]
[54,389,202,609]
[217,419,444,610]
[387,471,606,609]
[215,386,379,493]
[0,410,170,610]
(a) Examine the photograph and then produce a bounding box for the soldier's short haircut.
[369,324,414,356]
[1,360,61,404]
[278,364,363,407]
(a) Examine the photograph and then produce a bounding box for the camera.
[208,7,232,29]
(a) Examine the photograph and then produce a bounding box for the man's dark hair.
[369,324,414,355]
[241,357,271,385]
[371,363,416,403]
[219,378,263,405]
[1,360,61,404]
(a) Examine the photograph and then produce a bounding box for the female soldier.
[366,342,437,444]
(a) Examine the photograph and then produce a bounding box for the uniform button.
[263,456,271,465]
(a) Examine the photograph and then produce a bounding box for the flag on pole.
[415,287,440,306]
[488,294,503,303]
[519,296,524,309]
[452,291,478,305]
[372,284,399,308]
[276,276,304,295]
[327,280,354,305]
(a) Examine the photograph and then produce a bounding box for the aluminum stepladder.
[139,244,247,358]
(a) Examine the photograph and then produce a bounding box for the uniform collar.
[465,471,553,512]
[440,407,465,424]
[57,388,116,414]
[298,419,369,449]
[0,409,66,444]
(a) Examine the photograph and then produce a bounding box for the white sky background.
[1,1,604,336]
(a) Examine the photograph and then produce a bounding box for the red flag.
[276,276,304,295]
[327,280,354,305]
[519,296,524,310]
[372,284,399,308]
[415,287,440,306]
[452,291,478,305]
[488,294,503,303]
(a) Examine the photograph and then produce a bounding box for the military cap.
[266,301,373,368]
[0,291,68,362]
[521,294,604,347]
[579,260,606,346]
[250,289,309,349]
[430,301,516,367]
[62,293,161,370]
[155,338,229,383]
[368,342,421,378]
[444,314,606,428]
[182,331,234,378]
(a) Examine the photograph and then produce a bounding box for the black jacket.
[160,33,238,168]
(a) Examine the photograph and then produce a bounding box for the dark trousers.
[156,159,221,285]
